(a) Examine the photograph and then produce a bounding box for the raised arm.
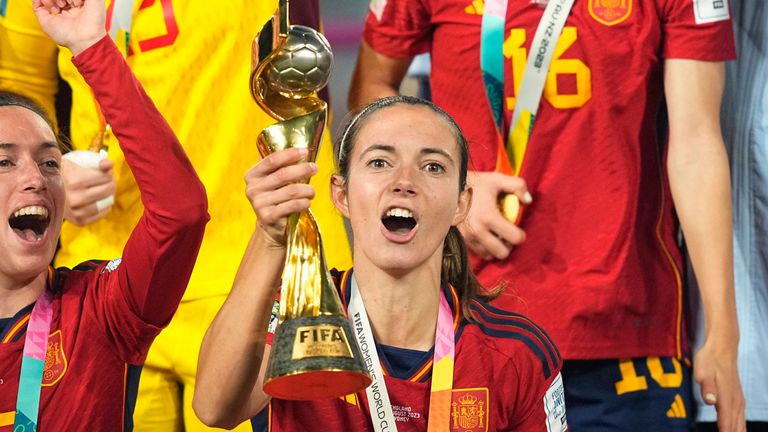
[33,0,208,329]
[194,148,316,428]
[348,40,412,112]
[664,58,745,432]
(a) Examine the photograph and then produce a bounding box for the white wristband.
[62,150,115,212]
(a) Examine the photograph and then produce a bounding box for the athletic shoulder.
[465,298,562,380]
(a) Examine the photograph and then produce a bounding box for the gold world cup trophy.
[251,0,371,400]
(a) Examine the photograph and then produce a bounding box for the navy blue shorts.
[562,357,694,431]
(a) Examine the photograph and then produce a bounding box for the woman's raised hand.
[33,0,106,56]
[245,148,317,248]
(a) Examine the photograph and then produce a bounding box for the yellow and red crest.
[589,0,633,26]
[42,330,68,387]
[451,388,489,432]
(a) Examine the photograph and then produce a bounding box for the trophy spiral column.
[251,0,371,400]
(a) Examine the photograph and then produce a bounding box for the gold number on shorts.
[615,357,683,395]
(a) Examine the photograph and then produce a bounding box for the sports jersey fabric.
[0,0,351,302]
[0,1,59,122]
[364,0,735,359]
[0,35,207,431]
[254,269,565,431]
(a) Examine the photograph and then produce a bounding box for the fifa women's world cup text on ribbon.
[348,275,455,432]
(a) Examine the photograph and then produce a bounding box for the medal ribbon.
[13,270,55,432]
[480,0,575,175]
[348,274,455,432]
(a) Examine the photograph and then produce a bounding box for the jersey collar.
[339,268,463,382]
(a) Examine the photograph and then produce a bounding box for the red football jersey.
[256,270,565,431]
[0,37,207,431]
[363,0,735,359]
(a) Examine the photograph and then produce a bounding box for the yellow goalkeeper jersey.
[0,0,351,300]
[0,1,59,123]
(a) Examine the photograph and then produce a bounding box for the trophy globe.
[268,25,333,100]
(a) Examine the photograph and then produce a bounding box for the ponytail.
[441,226,501,322]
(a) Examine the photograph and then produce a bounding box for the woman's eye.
[0,159,13,168]
[424,162,445,173]
[368,159,389,169]
[40,160,60,170]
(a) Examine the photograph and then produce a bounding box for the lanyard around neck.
[14,276,55,432]
[347,274,456,432]
[481,0,576,175]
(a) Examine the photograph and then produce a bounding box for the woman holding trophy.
[194,95,566,431]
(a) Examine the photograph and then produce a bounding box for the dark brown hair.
[335,95,498,321]
[0,90,70,153]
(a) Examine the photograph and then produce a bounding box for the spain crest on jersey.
[588,0,632,26]
[451,388,488,432]
[42,330,68,386]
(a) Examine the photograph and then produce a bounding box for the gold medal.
[498,193,523,224]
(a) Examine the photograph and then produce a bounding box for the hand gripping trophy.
[251,0,371,400]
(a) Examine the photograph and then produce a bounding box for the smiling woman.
[0,94,64,288]
[194,96,567,431]
[0,1,208,431]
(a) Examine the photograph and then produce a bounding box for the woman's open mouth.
[381,207,417,240]
[9,206,50,242]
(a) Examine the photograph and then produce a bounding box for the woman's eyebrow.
[359,144,395,159]
[0,142,58,150]
[421,147,455,164]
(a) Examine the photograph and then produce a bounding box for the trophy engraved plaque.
[251,0,371,400]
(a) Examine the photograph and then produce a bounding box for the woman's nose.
[391,167,417,196]
[19,161,47,192]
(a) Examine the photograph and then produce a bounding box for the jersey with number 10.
[364,0,735,360]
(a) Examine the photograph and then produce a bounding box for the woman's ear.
[330,175,350,218]
[452,186,472,226]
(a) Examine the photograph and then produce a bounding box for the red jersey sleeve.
[71,37,208,361]
[661,0,736,60]
[467,300,566,431]
[511,365,567,432]
[363,0,433,59]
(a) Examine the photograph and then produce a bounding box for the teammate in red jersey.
[193,96,565,431]
[349,0,744,430]
[0,1,207,430]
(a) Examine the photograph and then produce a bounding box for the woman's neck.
[352,259,443,351]
[0,272,47,318]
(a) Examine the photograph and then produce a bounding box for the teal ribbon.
[480,9,506,131]
[14,358,46,431]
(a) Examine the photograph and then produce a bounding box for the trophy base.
[264,315,372,400]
